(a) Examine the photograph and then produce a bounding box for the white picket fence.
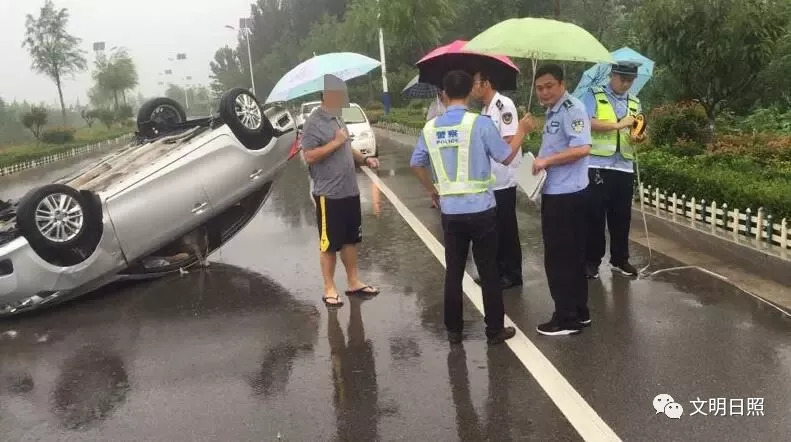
[637,184,790,251]
[0,134,133,178]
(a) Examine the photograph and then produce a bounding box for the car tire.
[16,184,97,250]
[219,88,274,150]
[136,97,187,139]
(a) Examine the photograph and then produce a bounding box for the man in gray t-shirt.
[300,74,380,307]
[301,105,359,198]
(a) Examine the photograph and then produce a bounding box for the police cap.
[611,61,640,78]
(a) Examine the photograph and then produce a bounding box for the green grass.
[0,124,133,169]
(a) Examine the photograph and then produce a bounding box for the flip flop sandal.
[322,296,344,307]
[345,285,380,296]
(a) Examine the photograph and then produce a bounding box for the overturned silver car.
[0,88,299,316]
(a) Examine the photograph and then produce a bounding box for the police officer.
[472,70,523,289]
[531,64,592,336]
[410,70,534,345]
[581,61,646,279]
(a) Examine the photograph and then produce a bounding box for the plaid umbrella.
[402,74,440,99]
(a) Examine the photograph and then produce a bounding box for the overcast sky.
[0,0,257,107]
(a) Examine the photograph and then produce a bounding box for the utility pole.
[554,1,567,78]
[240,18,256,95]
[376,0,390,114]
[226,21,257,96]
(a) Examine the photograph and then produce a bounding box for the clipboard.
[515,152,546,205]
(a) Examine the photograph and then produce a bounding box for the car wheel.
[136,97,187,139]
[16,184,96,250]
[219,88,274,150]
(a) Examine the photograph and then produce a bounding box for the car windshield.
[342,106,366,124]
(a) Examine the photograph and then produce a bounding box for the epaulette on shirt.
[495,99,503,110]
[561,99,575,110]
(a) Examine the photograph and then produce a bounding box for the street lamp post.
[175,53,190,115]
[376,0,390,114]
[226,21,256,95]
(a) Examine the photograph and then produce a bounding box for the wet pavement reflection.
[327,298,379,441]
[1,134,789,440]
[371,130,791,441]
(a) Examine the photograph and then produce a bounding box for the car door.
[201,109,296,213]
[197,132,268,213]
[104,145,216,262]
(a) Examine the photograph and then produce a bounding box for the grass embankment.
[0,125,132,169]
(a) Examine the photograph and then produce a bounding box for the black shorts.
[314,194,362,252]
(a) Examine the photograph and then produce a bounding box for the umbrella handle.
[527,59,537,112]
[524,59,537,142]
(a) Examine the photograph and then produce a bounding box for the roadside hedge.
[40,126,76,144]
[637,147,791,219]
[0,127,130,169]
[374,106,791,220]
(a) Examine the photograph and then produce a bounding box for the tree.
[640,0,790,133]
[116,105,134,122]
[209,46,247,97]
[80,107,97,128]
[22,0,87,123]
[21,106,48,139]
[92,47,139,110]
[95,109,116,129]
[377,0,457,60]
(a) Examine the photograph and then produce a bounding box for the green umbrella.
[464,17,613,63]
[464,18,614,109]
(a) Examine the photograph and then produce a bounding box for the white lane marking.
[361,167,622,442]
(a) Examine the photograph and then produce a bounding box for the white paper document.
[514,152,546,205]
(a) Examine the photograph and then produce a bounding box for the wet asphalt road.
[1,133,789,441]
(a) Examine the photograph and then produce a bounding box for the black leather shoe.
[486,327,516,345]
[447,331,463,344]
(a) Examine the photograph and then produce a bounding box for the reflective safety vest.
[423,112,493,195]
[591,86,640,160]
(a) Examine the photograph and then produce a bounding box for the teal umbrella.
[573,47,655,99]
[265,52,381,104]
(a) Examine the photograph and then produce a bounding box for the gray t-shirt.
[300,106,359,199]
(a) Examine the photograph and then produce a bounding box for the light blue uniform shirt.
[581,84,640,173]
[410,105,512,215]
[538,92,592,195]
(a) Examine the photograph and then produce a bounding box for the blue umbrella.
[572,47,654,99]
[402,74,440,99]
[265,52,381,103]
